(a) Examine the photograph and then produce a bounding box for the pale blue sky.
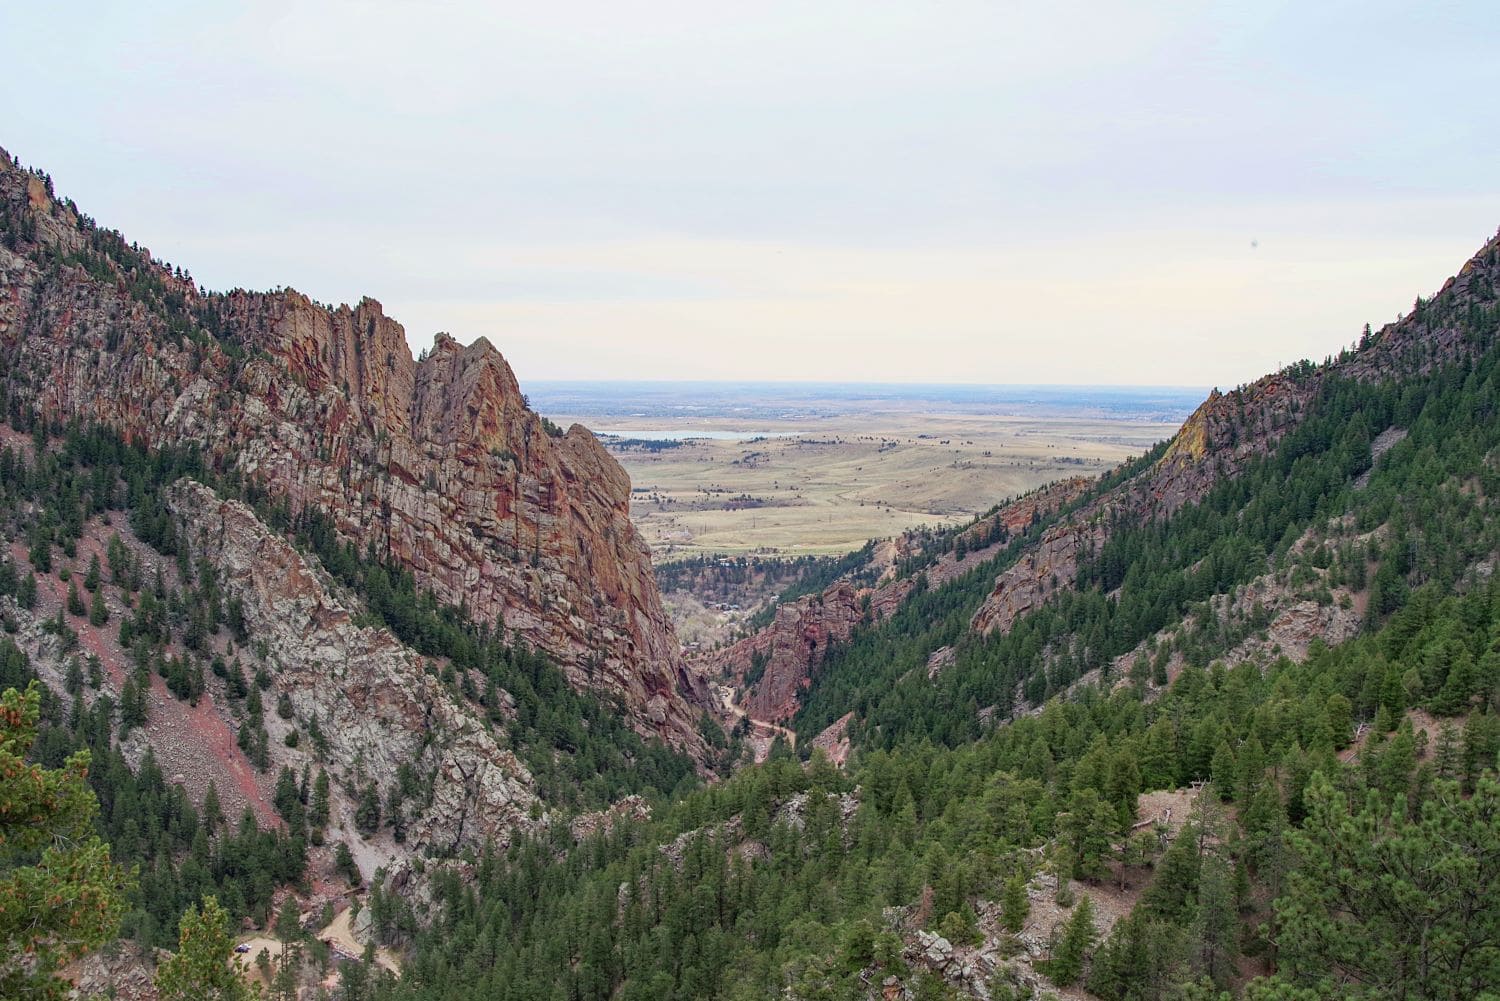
[4,1,1498,385]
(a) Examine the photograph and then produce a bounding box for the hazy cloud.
[4,1,1498,385]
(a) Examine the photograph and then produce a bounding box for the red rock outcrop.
[715,478,1090,722]
[810,712,854,767]
[0,150,708,755]
[719,580,866,721]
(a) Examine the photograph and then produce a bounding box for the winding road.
[718,685,797,758]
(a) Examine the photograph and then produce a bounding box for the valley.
[4,147,1500,1001]
[534,381,1198,560]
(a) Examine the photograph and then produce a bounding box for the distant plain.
[530,382,1204,560]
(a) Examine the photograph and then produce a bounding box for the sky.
[4,1,1499,387]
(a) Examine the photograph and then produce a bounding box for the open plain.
[531,382,1202,559]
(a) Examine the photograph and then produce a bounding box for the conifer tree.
[156,896,258,1001]
[1275,770,1500,997]
[0,683,131,998]
[1002,871,1030,932]
[1045,895,1096,987]
[203,779,224,835]
[89,585,108,626]
[310,769,330,830]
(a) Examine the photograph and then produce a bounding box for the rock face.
[0,150,707,754]
[718,580,866,721]
[712,479,1089,724]
[568,794,652,843]
[169,481,541,855]
[810,711,855,767]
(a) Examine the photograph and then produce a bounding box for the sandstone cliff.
[0,150,708,754]
[720,580,867,722]
[714,478,1090,722]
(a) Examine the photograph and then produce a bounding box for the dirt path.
[320,907,401,973]
[233,907,400,989]
[233,935,283,990]
[720,684,797,762]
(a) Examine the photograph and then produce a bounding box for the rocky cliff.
[715,478,1090,722]
[720,580,867,722]
[169,480,541,856]
[0,150,708,754]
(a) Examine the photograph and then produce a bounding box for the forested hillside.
[0,418,703,963]
[792,244,1500,752]
[5,146,1500,1001]
[351,579,1500,1001]
[319,235,1500,1000]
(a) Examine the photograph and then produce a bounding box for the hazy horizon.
[525,380,1207,426]
[525,378,1210,389]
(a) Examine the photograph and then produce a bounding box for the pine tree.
[1143,822,1203,921]
[29,533,51,573]
[274,767,302,828]
[1324,694,1353,748]
[1433,722,1460,780]
[253,726,269,771]
[203,780,224,835]
[1193,852,1237,986]
[1107,747,1143,822]
[272,898,303,1001]
[334,841,361,887]
[1001,872,1030,932]
[1062,788,1117,880]
[120,676,148,733]
[355,783,381,835]
[310,770,330,830]
[88,586,108,626]
[0,683,131,997]
[1210,740,1237,801]
[1275,770,1500,998]
[156,896,259,1000]
[107,533,130,584]
[1045,895,1096,987]
[16,571,34,610]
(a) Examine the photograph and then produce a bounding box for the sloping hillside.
[782,231,1500,752]
[0,148,711,983]
[362,230,1500,1001]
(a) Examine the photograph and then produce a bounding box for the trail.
[234,907,400,991]
[719,685,797,761]
[320,907,401,973]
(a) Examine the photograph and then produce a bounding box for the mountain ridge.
[710,227,1500,746]
[0,148,710,756]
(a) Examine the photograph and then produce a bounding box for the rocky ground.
[875,785,1203,1001]
[8,515,280,828]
